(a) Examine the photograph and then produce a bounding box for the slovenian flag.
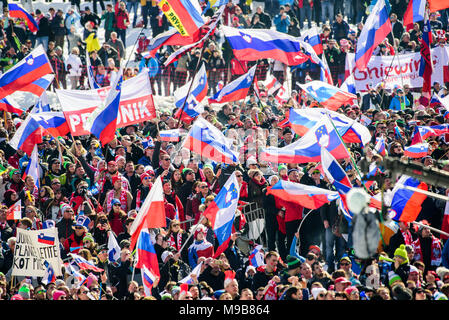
[0,96,25,115]
[208,65,256,104]
[203,172,240,258]
[37,232,55,245]
[302,26,323,55]
[9,113,44,156]
[222,26,309,66]
[174,63,207,122]
[260,117,350,164]
[8,4,39,32]
[19,74,54,98]
[288,108,371,146]
[159,129,180,142]
[22,145,40,189]
[355,0,392,72]
[41,260,56,285]
[419,12,433,98]
[299,80,357,111]
[404,143,429,158]
[374,136,387,157]
[135,228,160,276]
[83,71,123,146]
[249,245,265,268]
[182,116,239,164]
[0,45,53,100]
[32,111,70,138]
[158,0,205,37]
[71,253,104,272]
[267,180,339,210]
[403,0,426,29]
[141,265,158,297]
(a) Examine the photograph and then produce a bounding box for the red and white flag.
[129,176,166,250]
[275,85,289,104]
[263,74,282,96]
[6,200,21,220]
[263,279,278,300]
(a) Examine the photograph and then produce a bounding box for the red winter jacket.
[114,2,129,30]
[274,197,304,223]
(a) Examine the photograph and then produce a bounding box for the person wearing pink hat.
[52,290,67,300]
[131,172,153,210]
[104,174,132,213]
[344,286,360,300]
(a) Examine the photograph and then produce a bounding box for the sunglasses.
[200,186,208,189]
[91,288,100,292]
[236,175,243,177]
[312,171,320,174]
[36,290,46,294]
[75,226,84,230]
[172,224,180,227]
[340,262,350,266]
[162,158,171,161]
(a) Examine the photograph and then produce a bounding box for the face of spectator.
[300,263,312,278]
[199,183,209,195]
[108,163,118,174]
[226,280,239,296]
[163,182,172,194]
[265,255,279,271]
[340,259,351,271]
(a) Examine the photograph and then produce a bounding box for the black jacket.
[251,266,278,292]
[36,16,51,37]
[198,265,225,291]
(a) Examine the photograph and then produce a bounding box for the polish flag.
[129,176,166,250]
[6,200,21,220]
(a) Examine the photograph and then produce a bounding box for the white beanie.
[311,287,326,300]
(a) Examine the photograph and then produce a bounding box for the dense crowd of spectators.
[0,0,449,301]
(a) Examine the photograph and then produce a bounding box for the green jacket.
[101,11,115,31]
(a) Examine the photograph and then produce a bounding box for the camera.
[79,186,88,195]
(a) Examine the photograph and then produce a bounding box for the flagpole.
[411,220,449,238]
[324,111,371,195]
[295,208,313,253]
[175,41,209,129]
[177,214,206,255]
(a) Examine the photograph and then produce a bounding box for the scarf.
[412,236,442,266]
[263,279,277,300]
[251,176,267,186]
[106,189,128,212]
[168,232,183,251]
[401,229,413,246]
